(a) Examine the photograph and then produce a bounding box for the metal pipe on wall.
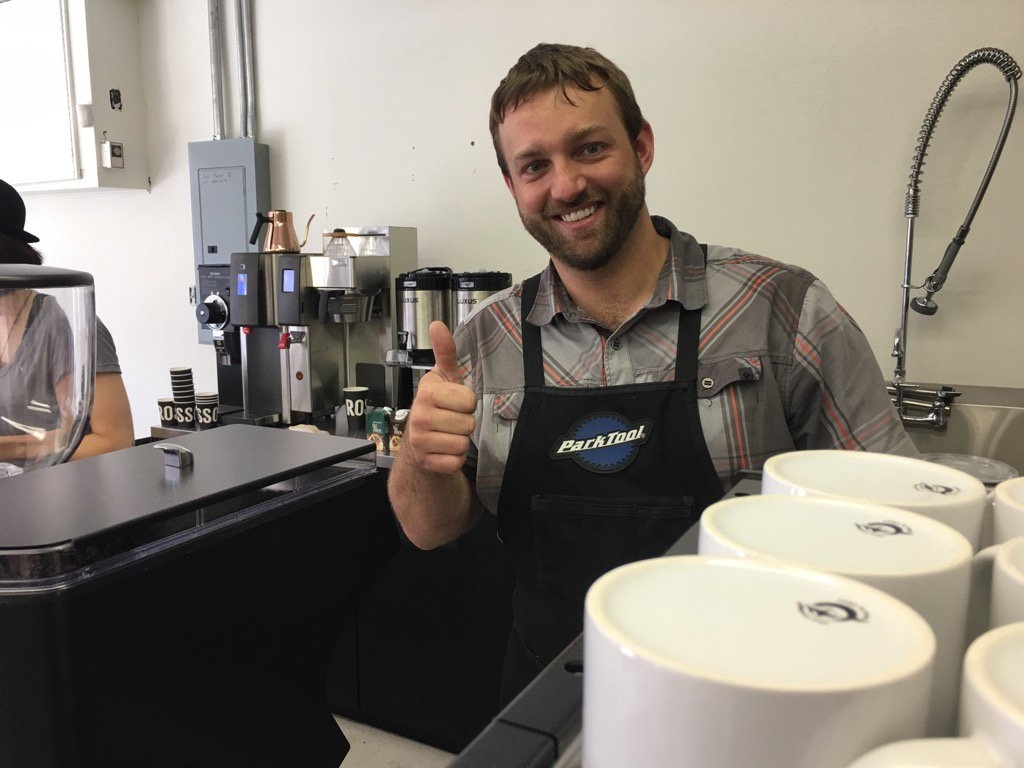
[207,0,224,140]
[236,0,256,139]
[233,0,248,139]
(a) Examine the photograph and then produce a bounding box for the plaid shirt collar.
[525,216,709,327]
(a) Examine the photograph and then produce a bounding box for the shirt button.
[701,377,715,389]
[611,340,621,350]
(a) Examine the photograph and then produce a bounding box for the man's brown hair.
[489,43,645,177]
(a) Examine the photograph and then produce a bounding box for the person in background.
[388,43,918,700]
[0,178,134,464]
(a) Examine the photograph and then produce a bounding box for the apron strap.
[674,243,708,382]
[521,273,544,388]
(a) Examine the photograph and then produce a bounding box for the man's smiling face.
[498,85,652,273]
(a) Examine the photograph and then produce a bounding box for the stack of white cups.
[698,494,971,736]
[580,451,1024,768]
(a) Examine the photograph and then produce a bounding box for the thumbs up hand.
[429,320,464,385]
[403,321,477,475]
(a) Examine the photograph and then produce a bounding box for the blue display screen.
[236,272,248,296]
[282,268,296,293]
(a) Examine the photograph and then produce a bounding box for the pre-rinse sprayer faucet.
[891,47,1020,429]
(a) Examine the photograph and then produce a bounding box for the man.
[388,43,915,699]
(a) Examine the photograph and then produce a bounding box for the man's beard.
[517,158,646,272]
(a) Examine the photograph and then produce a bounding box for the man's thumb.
[429,321,461,382]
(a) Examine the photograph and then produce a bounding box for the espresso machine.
[196,219,417,425]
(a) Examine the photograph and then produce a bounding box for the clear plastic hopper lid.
[0,264,95,476]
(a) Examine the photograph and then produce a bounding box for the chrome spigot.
[891,47,1020,430]
[887,383,961,432]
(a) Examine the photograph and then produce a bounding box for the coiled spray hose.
[904,47,1020,314]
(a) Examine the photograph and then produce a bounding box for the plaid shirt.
[454,216,916,514]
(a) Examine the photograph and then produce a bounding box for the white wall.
[19,0,1024,437]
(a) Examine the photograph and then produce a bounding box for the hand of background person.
[402,321,477,475]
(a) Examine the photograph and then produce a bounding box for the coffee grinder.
[195,264,244,419]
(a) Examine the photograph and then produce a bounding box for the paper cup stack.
[194,391,219,430]
[169,366,196,429]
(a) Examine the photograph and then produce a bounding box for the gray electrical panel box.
[188,137,270,343]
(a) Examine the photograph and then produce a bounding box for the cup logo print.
[855,521,913,537]
[346,399,365,417]
[160,404,175,421]
[915,481,960,496]
[550,411,653,474]
[798,600,869,625]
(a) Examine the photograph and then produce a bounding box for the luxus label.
[550,412,652,474]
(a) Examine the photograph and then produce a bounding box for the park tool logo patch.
[550,412,652,474]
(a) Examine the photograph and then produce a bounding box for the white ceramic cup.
[698,495,972,736]
[967,536,1024,646]
[846,621,1024,768]
[762,450,988,551]
[993,477,1024,545]
[920,453,1019,550]
[583,556,936,768]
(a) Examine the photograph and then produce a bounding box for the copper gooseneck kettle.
[249,210,315,253]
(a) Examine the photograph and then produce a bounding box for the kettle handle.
[248,212,272,246]
[298,213,316,248]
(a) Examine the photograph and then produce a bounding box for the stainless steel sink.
[904,385,1024,474]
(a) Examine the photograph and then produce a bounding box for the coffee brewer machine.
[196,221,416,425]
[314,228,417,410]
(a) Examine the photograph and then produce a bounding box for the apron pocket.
[529,494,695,602]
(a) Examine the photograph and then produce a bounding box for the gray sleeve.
[787,280,916,456]
[95,317,122,374]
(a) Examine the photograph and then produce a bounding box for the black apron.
[495,269,724,702]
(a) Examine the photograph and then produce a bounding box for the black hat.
[0,179,40,244]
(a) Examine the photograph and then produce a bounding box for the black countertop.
[0,425,375,582]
